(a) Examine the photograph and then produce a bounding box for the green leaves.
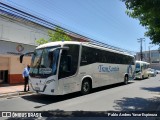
[36,38,48,45]
[36,27,71,45]
[121,0,160,45]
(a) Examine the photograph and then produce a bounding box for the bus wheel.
[124,75,128,85]
[81,79,91,95]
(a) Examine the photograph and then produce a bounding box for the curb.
[0,91,34,99]
[19,91,33,96]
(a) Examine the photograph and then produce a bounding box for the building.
[0,14,49,84]
[0,3,89,85]
[136,50,160,70]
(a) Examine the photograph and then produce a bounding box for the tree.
[36,38,48,45]
[36,27,71,45]
[121,0,160,45]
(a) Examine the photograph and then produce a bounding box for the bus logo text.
[98,65,119,72]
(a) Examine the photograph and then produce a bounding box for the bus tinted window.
[80,46,134,66]
[59,44,80,79]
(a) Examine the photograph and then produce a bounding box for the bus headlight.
[46,79,55,84]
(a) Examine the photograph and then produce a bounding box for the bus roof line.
[86,41,135,56]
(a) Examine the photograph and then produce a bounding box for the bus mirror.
[20,54,24,63]
[19,52,34,63]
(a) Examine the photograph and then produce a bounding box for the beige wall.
[0,55,31,84]
[0,56,9,70]
[9,56,31,74]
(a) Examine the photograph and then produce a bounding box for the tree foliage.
[121,0,160,45]
[36,38,48,45]
[36,27,71,45]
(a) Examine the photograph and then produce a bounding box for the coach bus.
[134,61,150,79]
[20,41,135,95]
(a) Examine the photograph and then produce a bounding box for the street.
[0,75,160,112]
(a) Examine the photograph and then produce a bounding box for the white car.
[156,70,160,74]
[148,69,156,77]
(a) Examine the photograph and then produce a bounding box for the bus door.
[58,45,80,94]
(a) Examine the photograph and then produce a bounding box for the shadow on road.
[141,87,160,93]
[114,83,160,111]
[113,96,160,111]
[21,82,134,109]
[91,81,134,93]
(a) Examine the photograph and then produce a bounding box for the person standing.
[22,64,30,92]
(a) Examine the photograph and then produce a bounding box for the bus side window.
[141,66,143,71]
[60,55,72,72]
[58,45,79,79]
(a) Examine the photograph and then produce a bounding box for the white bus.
[20,41,135,95]
[134,61,150,79]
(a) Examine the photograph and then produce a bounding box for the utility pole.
[148,45,154,63]
[137,38,145,61]
[148,46,151,63]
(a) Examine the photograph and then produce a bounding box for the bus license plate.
[35,87,40,91]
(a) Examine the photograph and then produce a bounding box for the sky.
[2,0,159,52]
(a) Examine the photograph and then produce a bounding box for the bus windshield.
[30,46,60,78]
[135,63,140,73]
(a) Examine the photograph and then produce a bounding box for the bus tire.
[81,79,91,95]
[124,75,128,85]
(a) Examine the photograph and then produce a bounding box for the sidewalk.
[0,84,33,98]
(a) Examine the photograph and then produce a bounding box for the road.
[0,75,160,112]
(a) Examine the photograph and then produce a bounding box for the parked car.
[156,70,160,74]
[148,69,156,77]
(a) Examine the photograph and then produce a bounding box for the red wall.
[8,74,24,84]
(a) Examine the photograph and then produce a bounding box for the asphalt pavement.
[0,75,160,112]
